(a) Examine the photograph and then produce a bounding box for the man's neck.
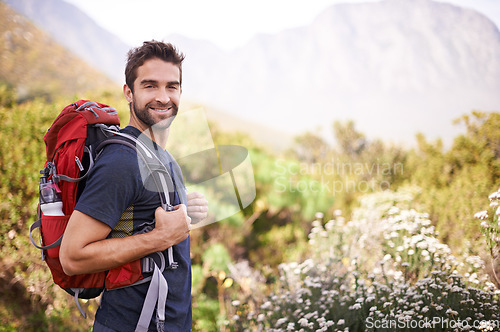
[128,124,170,149]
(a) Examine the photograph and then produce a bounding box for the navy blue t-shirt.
[75,126,191,332]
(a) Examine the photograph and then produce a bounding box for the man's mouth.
[149,106,172,113]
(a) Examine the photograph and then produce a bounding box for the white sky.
[63,0,500,51]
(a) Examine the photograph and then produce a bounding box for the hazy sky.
[64,0,500,50]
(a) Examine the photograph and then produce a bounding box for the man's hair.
[125,41,185,92]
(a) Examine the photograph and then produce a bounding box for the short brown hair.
[125,41,185,92]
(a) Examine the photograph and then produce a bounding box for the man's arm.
[59,205,191,276]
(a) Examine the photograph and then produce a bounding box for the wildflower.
[474,211,489,220]
[479,320,495,331]
[231,300,241,306]
[445,308,458,316]
[261,301,272,310]
[337,319,345,325]
[257,314,265,322]
[276,317,288,327]
[351,303,362,310]
[488,190,500,201]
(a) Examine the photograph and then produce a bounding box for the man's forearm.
[60,207,190,276]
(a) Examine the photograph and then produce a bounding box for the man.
[60,41,207,331]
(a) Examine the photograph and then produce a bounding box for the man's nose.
[156,88,171,104]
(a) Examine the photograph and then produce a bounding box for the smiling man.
[60,41,208,332]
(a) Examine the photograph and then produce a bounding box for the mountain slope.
[168,0,500,144]
[2,0,130,83]
[0,2,116,100]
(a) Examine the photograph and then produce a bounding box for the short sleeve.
[75,144,142,229]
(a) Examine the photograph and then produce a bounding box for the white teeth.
[151,107,171,112]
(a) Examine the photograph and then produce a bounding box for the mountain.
[2,0,129,83]
[0,2,115,100]
[167,0,500,145]
[5,0,500,146]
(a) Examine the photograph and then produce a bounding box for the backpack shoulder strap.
[95,131,174,210]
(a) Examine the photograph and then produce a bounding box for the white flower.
[276,317,288,327]
[337,319,345,325]
[446,308,458,316]
[488,191,500,201]
[351,303,362,310]
[298,318,309,327]
[474,210,489,220]
[261,301,272,310]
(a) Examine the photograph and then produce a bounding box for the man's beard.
[131,99,178,130]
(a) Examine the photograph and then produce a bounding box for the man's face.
[124,58,182,130]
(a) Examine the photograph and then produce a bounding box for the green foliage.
[407,112,500,250]
[202,243,232,273]
[192,293,223,332]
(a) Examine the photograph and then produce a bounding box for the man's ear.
[123,84,133,103]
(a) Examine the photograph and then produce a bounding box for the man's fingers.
[187,192,205,200]
[173,204,187,213]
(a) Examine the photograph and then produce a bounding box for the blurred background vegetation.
[0,1,499,329]
[1,83,499,330]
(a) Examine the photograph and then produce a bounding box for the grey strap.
[135,262,167,332]
[52,146,94,183]
[71,288,87,319]
[29,219,62,250]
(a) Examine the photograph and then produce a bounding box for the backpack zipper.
[75,156,84,171]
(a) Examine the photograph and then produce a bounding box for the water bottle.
[39,175,64,216]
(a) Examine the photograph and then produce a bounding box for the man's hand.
[153,204,192,250]
[186,192,208,224]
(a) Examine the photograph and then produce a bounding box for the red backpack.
[30,100,174,323]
